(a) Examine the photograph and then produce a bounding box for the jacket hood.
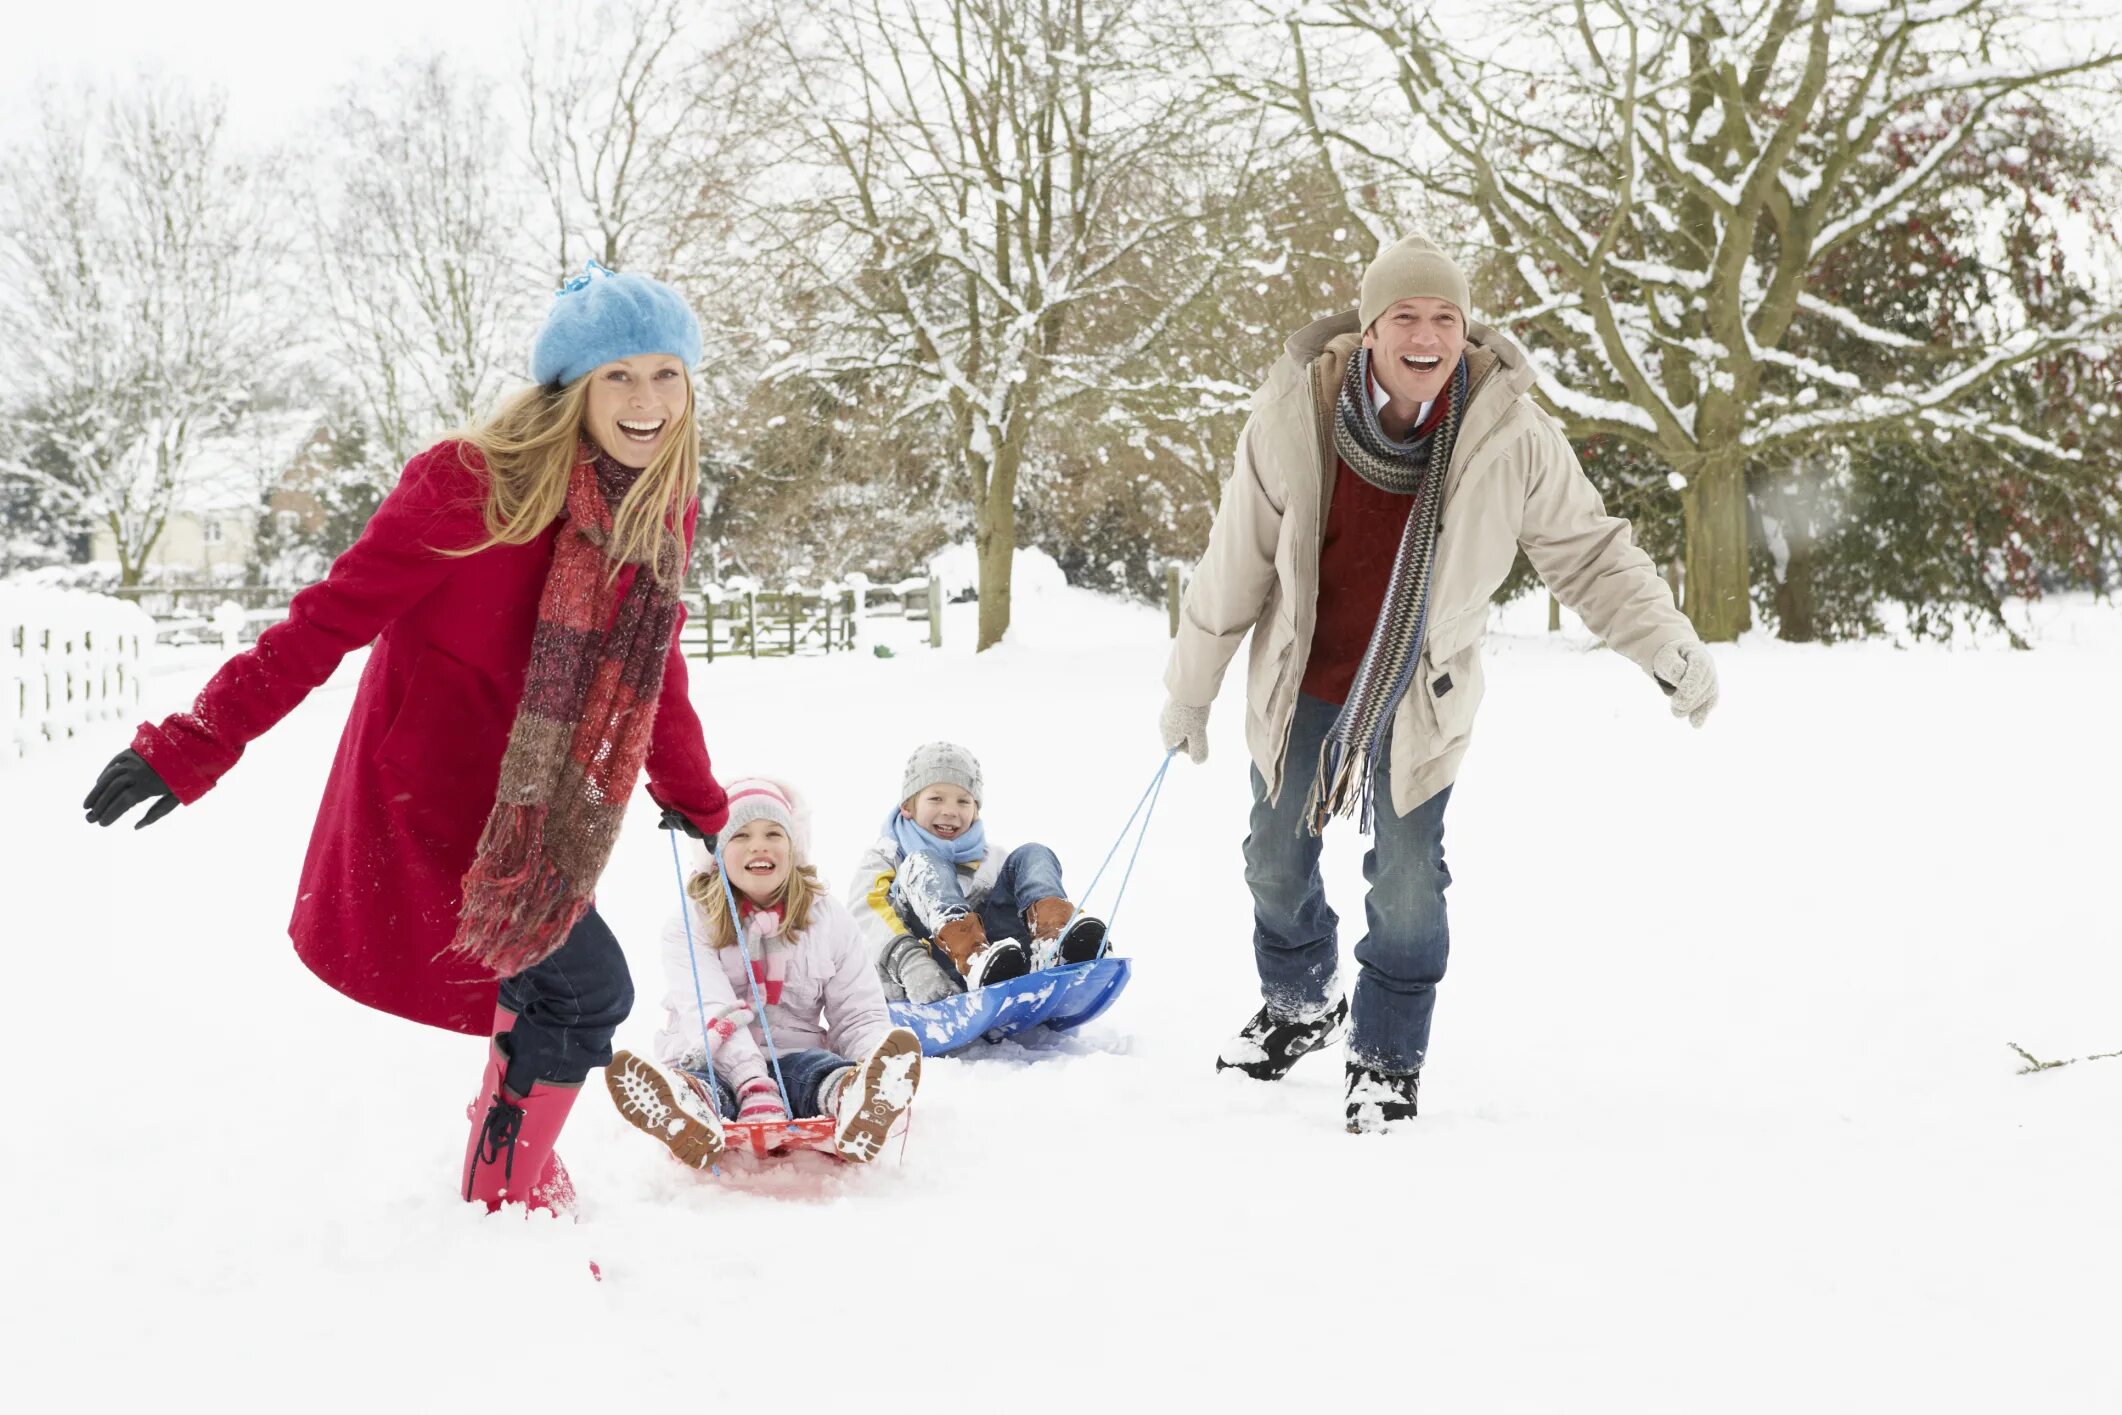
[1281,310,1538,403]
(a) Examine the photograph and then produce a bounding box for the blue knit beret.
[530,261,703,387]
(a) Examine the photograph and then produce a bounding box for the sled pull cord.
[669,831,796,1126]
[711,838,798,1119]
[669,832,727,1173]
[1059,749,1176,948]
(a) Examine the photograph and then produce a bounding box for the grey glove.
[1159,698,1210,764]
[883,935,963,1005]
[1651,640,1719,728]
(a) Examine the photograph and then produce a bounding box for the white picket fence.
[1,587,158,765]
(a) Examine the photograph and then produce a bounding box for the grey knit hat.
[901,741,983,804]
[1359,233,1472,330]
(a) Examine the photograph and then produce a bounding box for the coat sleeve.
[1163,404,1287,709]
[644,501,730,835]
[814,899,896,1064]
[845,837,909,967]
[1516,416,1695,672]
[130,442,489,802]
[654,898,772,1095]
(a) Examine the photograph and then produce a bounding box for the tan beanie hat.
[1359,233,1472,330]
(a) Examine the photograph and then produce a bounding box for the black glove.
[657,807,715,853]
[83,749,178,829]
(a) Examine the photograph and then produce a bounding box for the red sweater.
[1299,389,1451,706]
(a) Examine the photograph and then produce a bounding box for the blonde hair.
[684,863,827,952]
[446,369,699,575]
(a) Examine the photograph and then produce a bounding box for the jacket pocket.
[1245,613,1298,726]
[1420,641,1485,745]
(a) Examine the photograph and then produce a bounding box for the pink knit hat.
[716,776,813,861]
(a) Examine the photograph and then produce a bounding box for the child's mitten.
[884,935,963,1005]
[702,1002,755,1056]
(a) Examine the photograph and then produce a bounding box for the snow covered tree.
[0,84,291,585]
[1756,128,2122,643]
[701,370,956,585]
[0,421,93,574]
[520,0,763,284]
[746,0,1266,648]
[307,57,536,471]
[1027,149,1375,599]
[1251,0,2122,640]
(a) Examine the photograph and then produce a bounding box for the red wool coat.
[132,441,729,1036]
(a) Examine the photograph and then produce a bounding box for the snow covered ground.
[6,573,2119,1413]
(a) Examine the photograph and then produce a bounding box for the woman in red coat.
[82,263,729,1214]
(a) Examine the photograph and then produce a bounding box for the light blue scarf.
[888,808,987,868]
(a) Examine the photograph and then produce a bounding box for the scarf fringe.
[1302,737,1380,837]
[448,803,587,977]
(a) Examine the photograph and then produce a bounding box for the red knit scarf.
[449,447,687,976]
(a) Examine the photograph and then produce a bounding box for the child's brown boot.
[936,912,1028,989]
[1026,897,1107,968]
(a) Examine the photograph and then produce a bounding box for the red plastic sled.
[673,1071,844,1162]
[718,1116,841,1161]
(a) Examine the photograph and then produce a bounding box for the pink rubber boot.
[462,1034,581,1214]
[483,1007,576,1211]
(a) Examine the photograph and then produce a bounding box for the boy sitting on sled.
[606,777,921,1167]
[852,741,1107,1004]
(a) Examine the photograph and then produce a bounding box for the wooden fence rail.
[1,588,156,764]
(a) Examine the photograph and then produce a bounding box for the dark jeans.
[496,906,634,1094]
[683,1049,854,1119]
[1244,693,1452,1075]
[892,842,1067,981]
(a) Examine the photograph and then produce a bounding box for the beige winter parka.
[1164,312,1694,816]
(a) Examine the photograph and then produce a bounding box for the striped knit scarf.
[1301,349,1469,835]
[730,901,791,1007]
[449,447,687,976]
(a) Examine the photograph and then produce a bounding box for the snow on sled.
[889,956,1132,1056]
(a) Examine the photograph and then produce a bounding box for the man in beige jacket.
[1157,233,1718,1133]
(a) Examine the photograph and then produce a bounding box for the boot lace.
[465,1090,525,1196]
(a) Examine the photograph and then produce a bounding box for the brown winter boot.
[1026,898,1074,942]
[934,913,1029,989]
[1026,898,1108,967]
[933,913,990,973]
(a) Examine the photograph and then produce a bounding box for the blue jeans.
[495,907,635,1093]
[892,842,1067,960]
[1244,693,1452,1075]
[684,1049,853,1119]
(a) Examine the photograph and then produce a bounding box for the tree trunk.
[111,512,143,588]
[972,408,1035,652]
[974,500,1015,652]
[1770,473,1818,643]
[1681,455,1751,642]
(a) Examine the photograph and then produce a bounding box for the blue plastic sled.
[889,957,1132,1056]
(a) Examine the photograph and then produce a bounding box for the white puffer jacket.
[653,891,896,1097]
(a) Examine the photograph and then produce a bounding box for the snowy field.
[6,572,2119,1413]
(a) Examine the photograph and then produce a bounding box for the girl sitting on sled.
[607,777,922,1166]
